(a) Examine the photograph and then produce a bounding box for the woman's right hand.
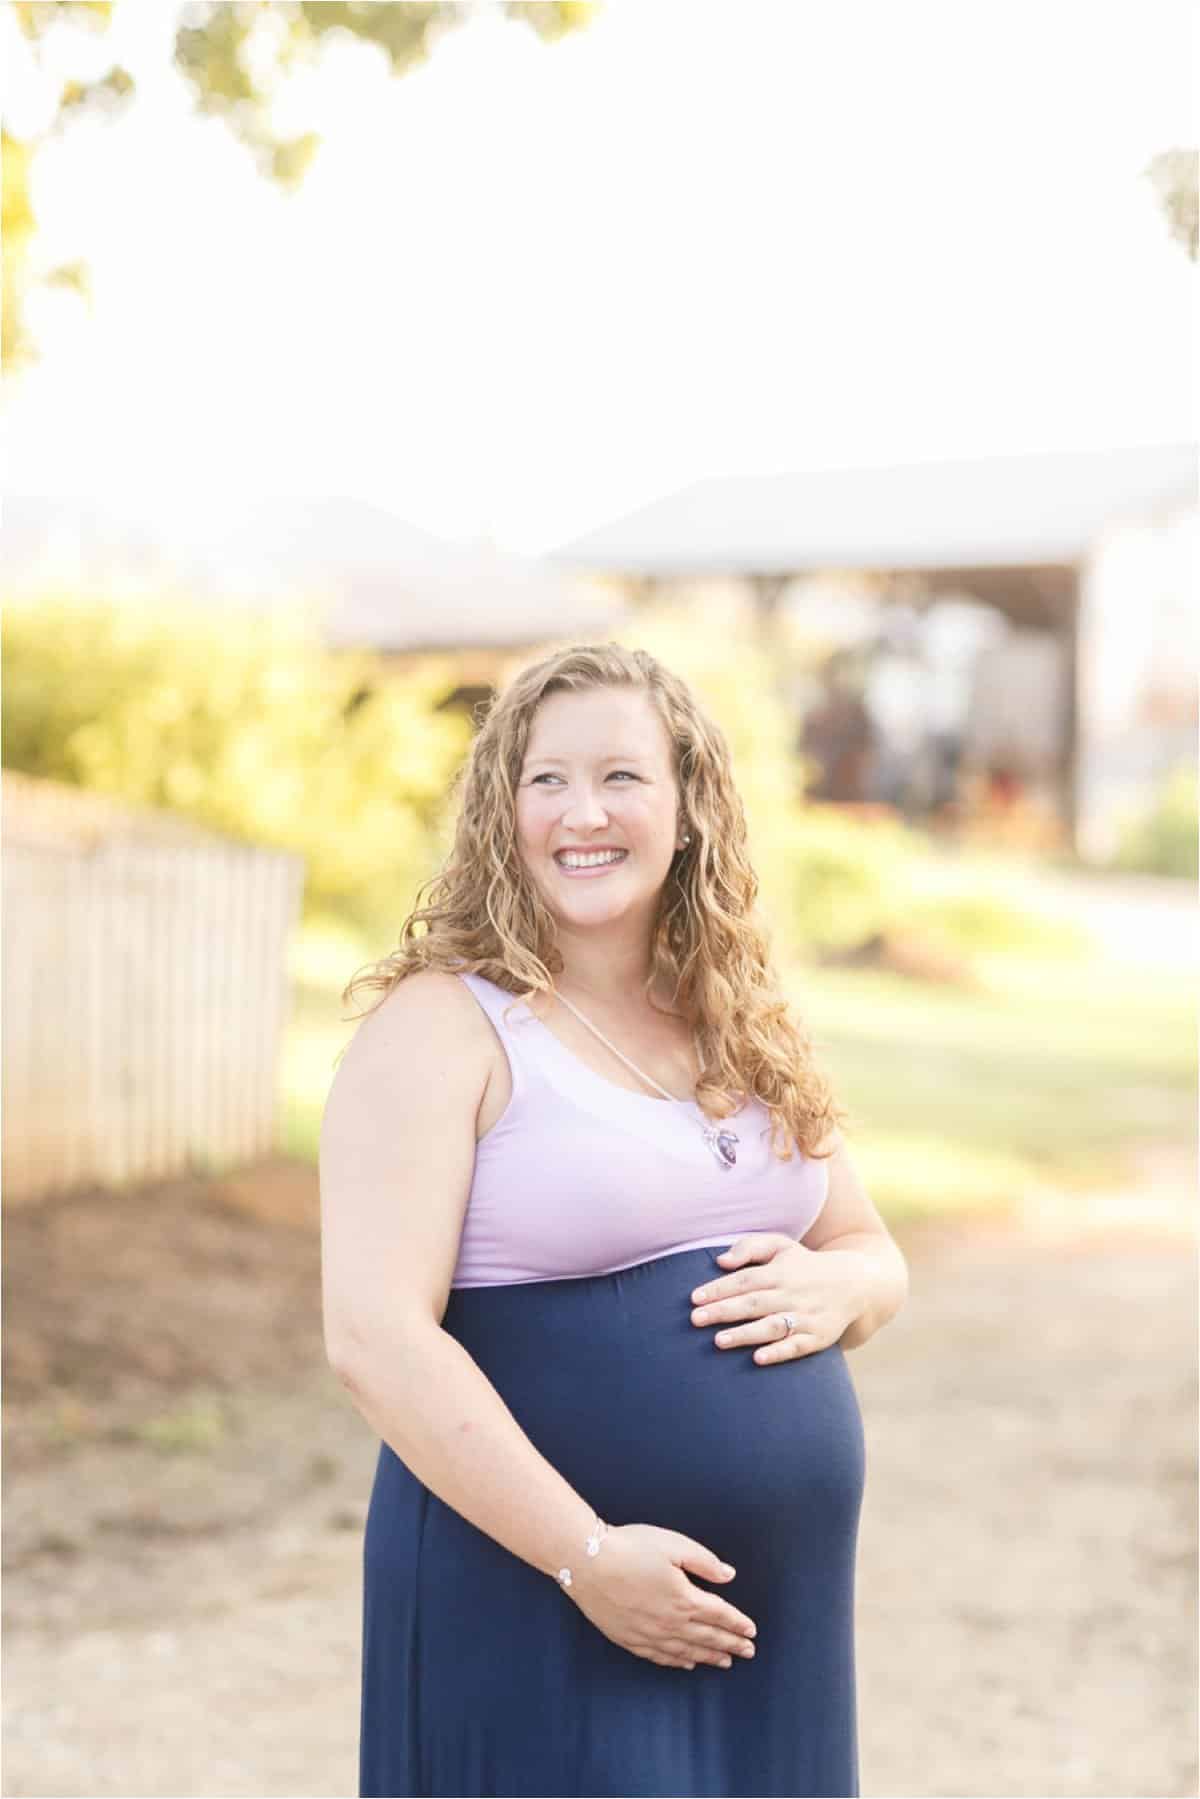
[564,1522,759,1671]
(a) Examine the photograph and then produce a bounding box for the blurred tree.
[1,593,473,931]
[2,0,596,374]
[1144,148,1198,261]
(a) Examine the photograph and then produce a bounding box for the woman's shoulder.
[324,969,501,1151]
[373,963,479,1015]
[349,967,497,1066]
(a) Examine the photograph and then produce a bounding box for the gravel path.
[3,1164,1195,1798]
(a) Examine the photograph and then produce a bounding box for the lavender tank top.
[450,972,830,1289]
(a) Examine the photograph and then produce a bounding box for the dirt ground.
[3,1149,1196,1799]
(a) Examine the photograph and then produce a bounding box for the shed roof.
[323,538,624,652]
[547,443,1197,576]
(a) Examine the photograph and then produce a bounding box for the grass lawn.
[280,920,1195,1225]
[787,951,1195,1220]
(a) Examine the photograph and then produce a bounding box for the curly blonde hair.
[342,642,844,1161]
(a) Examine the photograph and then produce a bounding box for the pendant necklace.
[552,989,740,1170]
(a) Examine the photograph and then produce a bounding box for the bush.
[783,803,1087,957]
[901,881,1088,958]
[780,803,930,952]
[1112,765,1198,879]
[1,592,471,931]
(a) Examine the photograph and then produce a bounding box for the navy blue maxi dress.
[358,975,866,1798]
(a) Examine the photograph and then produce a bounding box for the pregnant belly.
[441,1245,866,1565]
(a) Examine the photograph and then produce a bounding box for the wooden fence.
[2,772,306,1205]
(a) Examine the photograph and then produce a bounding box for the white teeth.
[556,850,627,869]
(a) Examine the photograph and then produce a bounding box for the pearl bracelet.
[555,1514,609,1589]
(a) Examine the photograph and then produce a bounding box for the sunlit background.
[2,3,1197,1796]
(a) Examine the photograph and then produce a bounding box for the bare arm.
[319,971,597,1580]
[800,1129,909,1350]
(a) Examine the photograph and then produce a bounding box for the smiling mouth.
[554,849,629,873]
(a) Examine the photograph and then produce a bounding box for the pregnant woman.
[320,642,909,1798]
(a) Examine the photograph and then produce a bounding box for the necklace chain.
[552,989,699,1104]
[549,988,739,1170]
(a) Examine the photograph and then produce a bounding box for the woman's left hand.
[689,1232,869,1363]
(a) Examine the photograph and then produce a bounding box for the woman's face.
[515,686,685,935]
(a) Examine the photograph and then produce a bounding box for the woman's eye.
[528,771,638,785]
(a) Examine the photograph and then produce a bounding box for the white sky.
[2,0,1195,552]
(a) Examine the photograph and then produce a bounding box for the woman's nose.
[561,785,609,830]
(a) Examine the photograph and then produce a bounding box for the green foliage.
[11,2,112,35]
[780,805,1087,958]
[902,887,1085,957]
[2,129,37,374]
[778,804,928,952]
[1111,765,1198,879]
[1,594,470,933]
[4,0,594,370]
[4,5,125,370]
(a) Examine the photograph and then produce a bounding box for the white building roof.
[547,443,1198,575]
